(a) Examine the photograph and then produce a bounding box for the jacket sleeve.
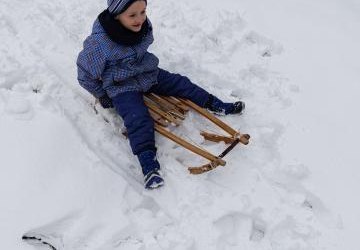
[76,37,107,98]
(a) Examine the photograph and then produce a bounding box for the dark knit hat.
[107,0,147,16]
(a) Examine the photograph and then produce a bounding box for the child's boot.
[137,150,164,189]
[205,94,245,115]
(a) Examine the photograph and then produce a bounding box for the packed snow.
[1,0,359,249]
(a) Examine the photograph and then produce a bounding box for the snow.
[1,0,359,249]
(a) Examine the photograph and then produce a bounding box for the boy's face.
[115,1,147,32]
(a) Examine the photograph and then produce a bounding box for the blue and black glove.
[98,94,113,109]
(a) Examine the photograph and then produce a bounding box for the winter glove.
[98,94,114,109]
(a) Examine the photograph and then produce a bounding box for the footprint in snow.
[5,96,34,120]
[214,212,267,248]
[243,31,284,57]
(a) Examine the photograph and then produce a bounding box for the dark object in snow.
[32,88,41,93]
[22,235,57,250]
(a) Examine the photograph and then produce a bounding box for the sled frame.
[144,94,250,174]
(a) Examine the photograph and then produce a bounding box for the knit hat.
[107,0,147,16]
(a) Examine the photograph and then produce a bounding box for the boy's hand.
[98,94,113,109]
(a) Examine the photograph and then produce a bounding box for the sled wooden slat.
[200,131,236,144]
[146,94,185,120]
[144,99,182,126]
[148,109,169,127]
[239,134,251,145]
[154,124,226,166]
[179,99,238,137]
[189,137,241,174]
[147,93,176,110]
[180,98,251,145]
[162,96,190,114]
[188,162,222,175]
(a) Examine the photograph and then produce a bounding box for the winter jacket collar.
[98,9,150,46]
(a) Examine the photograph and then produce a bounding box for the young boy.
[77,0,245,189]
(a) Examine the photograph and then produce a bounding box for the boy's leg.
[149,68,210,107]
[150,68,245,115]
[112,92,164,189]
[112,91,156,155]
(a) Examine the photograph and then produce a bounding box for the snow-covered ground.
[1,0,359,249]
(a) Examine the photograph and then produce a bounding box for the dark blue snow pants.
[112,68,210,155]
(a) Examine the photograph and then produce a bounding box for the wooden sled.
[143,93,250,174]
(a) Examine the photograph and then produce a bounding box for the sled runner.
[143,94,250,174]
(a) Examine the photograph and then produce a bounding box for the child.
[77,0,245,189]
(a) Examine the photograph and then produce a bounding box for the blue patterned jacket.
[76,19,159,98]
